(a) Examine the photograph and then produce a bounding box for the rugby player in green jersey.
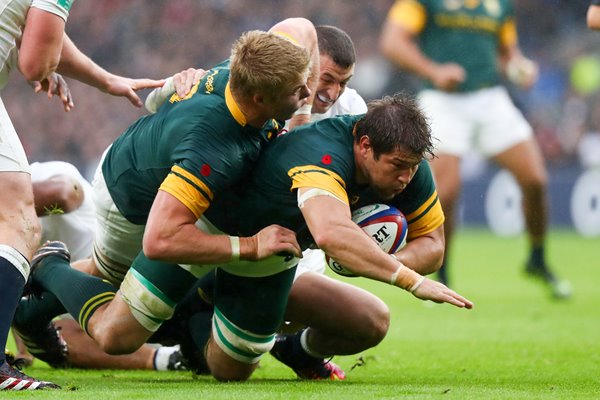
[149,92,473,380]
[144,27,463,380]
[25,18,320,382]
[380,0,571,298]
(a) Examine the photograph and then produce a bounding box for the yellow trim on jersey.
[271,31,300,45]
[387,0,427,34]
[499,18,517,48]
[404,191,445,239]
[159,166,213,219]
[225,82,247,126]
[288,165,349,205]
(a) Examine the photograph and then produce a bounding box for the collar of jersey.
[225,82,247,127]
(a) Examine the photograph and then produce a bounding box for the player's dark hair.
[355,93,434,160]
[316,25,355,69]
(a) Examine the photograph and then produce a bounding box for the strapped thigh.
[120,252,197,332]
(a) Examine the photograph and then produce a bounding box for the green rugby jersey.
[206,114,444,248]
[387,0,517,92]
[102,60,281,224]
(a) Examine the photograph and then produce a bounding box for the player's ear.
[358,135,372,155]
[253,93,266,105]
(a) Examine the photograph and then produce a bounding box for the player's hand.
[244,225,302,261]
[506,56,538,89]
[30,72,74,112]
[412,278,473,309]
[287,113,312,130]
[172,68,207,98]
[104,75,165,107]
[430,63,466,92]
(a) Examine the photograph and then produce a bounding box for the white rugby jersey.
[283,87,367,132]
[310,87,367,122]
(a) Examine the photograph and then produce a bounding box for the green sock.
[530,244,545,267]
[33,255,116,333]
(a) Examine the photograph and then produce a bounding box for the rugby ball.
[326,204,408,277]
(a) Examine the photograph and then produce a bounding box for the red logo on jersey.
[200,164,211,176]
[322,154,332,165]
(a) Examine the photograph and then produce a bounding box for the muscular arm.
[143,190,301,264]
[300,189,472,308]
[32,175,84,216]
[18,8,65,81]
[270,18,320,128]
[300,191,407,283]
[379,18,464,91]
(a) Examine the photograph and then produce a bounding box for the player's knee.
[94,332,140,355]
[205,338,258,382]
[516,165,548,194]
[211,367,254,382]
[91,321,142,355]
[363,301,390,347]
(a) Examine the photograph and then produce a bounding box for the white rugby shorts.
[0,97,30,173]
[418,86,533,158]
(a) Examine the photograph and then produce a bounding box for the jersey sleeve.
[344,88,368,115]
[288,165,349,205]
[31,0,73,21]
[159,165,214,219]
[499,18,517,48]
[386,0,427,34]
[404,191,444,239]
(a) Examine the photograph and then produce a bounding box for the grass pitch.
[5,228,600,399]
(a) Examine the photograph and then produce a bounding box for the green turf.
[5,228,600,399]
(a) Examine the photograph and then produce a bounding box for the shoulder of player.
[336,88,367,114]
[30,160,85,183]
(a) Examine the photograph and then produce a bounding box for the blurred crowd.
[4,0,599,179]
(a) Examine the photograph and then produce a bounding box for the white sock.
[153,345,180,371]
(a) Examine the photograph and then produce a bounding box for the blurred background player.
[379,0,571,298]
[588,0,600,29]
[0,0,162,391]
[12,161,183,371]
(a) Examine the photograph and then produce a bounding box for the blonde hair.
[230,30,310,100]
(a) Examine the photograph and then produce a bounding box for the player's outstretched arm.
[300,189,472,308]
[56,35,164,107]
